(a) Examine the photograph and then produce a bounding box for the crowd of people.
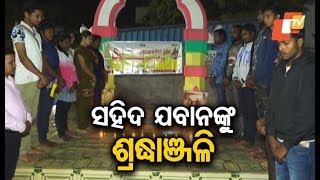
[5,1,314,180]
[208,5,314,180]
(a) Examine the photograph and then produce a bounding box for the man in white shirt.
[10,1,50,161]
[232,23,257,146]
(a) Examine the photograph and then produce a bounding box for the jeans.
[215,83,227,105]
[55,100,71,137]
[37,88,55,144]
[238,87,257,144]
[275,142,315,180]
[225,83,243,136]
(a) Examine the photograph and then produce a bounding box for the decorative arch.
[92,0,127,38]
[92,0,209,104]
[92,0,208,40]
[176,0,208,40]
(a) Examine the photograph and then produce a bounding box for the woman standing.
[89,35,107,106]
[74,30,96,131]
[55,31,78,141]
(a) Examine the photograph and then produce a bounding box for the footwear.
[248,148,264,155]
[29,148,45,155]
[19,154,38,162]
[233,136,243,143]
[233,132,244,141]
[86,127,99,135]
[86,127,98,132]
[60,135,74,141]
[77,129,87,135]
[65,130,78,137]
[40,140,58,148]
[247,147,262,153]
[243,141,255,147]
[252,151,267,160]
[235,140,247,145]
[248,140,255,146]
[236,139,254,146]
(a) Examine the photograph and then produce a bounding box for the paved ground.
[13,104,269,180]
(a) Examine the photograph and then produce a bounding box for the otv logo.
[272,12,305,41]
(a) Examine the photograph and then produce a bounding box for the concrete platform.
[13,104,268,180]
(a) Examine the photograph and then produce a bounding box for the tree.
[143,0,313,26]
[200,0,313,21]
[145,0,184,26]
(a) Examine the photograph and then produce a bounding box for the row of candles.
[99,130,194,142]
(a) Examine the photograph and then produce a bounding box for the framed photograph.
[183,91,209,107]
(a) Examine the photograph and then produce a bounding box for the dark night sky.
[5,0,138,30]
[5,0,138,45]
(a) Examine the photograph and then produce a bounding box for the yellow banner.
[103,41,183,75]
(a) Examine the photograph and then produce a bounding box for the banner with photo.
[103,41,183,75]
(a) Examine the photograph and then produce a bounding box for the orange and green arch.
[92,0,209,100]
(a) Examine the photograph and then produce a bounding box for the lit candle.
[189,133,193,142]
[153,132,155,139]
[100,131,103,138]
[132,132,136,137]
[113,132,117,138]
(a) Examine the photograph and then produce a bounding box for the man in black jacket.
[266,29,314,180]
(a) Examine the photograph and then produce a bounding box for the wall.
[304,1,315,51]
[113,18,259,107]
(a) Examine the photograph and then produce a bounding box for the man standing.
[246,6,280,180]
[11,1,49,161]
[89,35,107,107]
[266,29,315,180]
[223,24,243,140]
[5,47,32,180]
[37,20,65,147]
[248,6,280,119]
[232,23,257,146]
[209,28,230,105]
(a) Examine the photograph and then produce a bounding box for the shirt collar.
[218,41,228,48]
[5,75,14,83]
[20,21,35,34]
[234,41,242,46]
[244,42,253,46]
[42,38,52,46]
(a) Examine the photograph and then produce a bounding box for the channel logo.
[272,12,305,41]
